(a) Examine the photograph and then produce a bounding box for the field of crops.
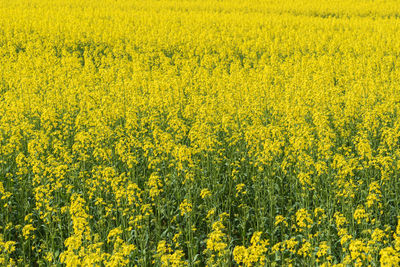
[2,0,400,266]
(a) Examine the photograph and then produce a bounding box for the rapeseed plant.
[1,0,400,265]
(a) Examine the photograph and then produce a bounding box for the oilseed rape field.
[2,0,400,266]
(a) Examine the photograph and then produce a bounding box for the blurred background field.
[1,0,400,266]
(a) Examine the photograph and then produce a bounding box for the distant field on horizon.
[1,0,400,266]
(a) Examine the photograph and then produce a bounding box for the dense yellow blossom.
[200,188,211,199]
[179,199,192,216]
[22,224,36,240]
[233,232,269,266]
[154,240,186,267]
[1,0,400,265]
[296,209,313,231]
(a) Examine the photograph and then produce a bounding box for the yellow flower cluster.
[0,235,16,266]
[59,194,135,266]
[154,240,186,267]
[233,232,269,266]
[204,219,229,265]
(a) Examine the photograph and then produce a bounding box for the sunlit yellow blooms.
[380,247,400,267]
[366,181,382,208]
[59,194,100,266]
[275,215,288,227]
[107,227,123,243]
[206,209,216,220]
[200,188,211,199]
[314,207,327,225]
[0,182,12,202]
[316,241,330,258]
[204,219,229,265]
[393,217,400,251]
[339,232,353,246]
[233,246,248,266]
[334,212,348,229]
[271,242,282,254]
[285,238,298,254]
[0,234,16,266]
[147,172,163,200]
[44,252,53,263]
[205,221,228,254]
[172,231,182,247]
[236,183,245,193]
[22,224,36,240]
[349,239,370,266]
[354,206,369,224]
[155,240,186,267]
[298,242,311,257]
[105,232,136,267]
[296,209,313,231]
[179,199,192,216]
[371,228,386,244]
[2,0,400,265]
[233,232,269,266]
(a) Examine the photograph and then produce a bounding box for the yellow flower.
[107,227,123,243]
[200,188,211,199]
[206,209,216,220]
[353,206,369,224]
[44,252,53,263]
[233,246,248,265]
[316,241,330,258]
[298,242,311,257]
[233,232,269,266]
[22,224,36,240]
[380,247,400,267]
[285,238,298,254]
[274,215,288,227]
[155,240,186,267]
[296,209,313,230]
[236,183,246,196]
[179,199,192,216]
